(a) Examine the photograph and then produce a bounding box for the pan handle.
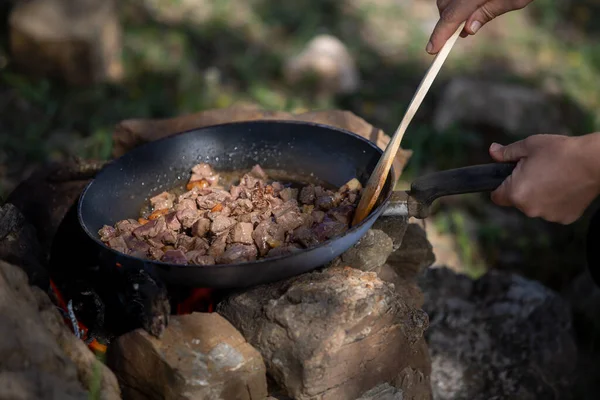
[401,162,516,218]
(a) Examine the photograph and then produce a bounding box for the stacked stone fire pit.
[0,108,432,400]
[0,107,580,400]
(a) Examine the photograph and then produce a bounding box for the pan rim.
[77,119,397,271]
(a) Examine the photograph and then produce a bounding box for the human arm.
[426,0,535,54]
[488,133,600,224]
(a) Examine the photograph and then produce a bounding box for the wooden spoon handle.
[352,22,466,226]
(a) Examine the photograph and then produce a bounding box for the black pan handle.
[409,162,516,209]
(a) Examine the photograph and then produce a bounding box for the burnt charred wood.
[49,201,170,340]
[0,203,49,288]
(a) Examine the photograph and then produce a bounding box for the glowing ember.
[177,288,215,315]
[49,279,107,354]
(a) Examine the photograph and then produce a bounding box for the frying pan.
[78,120,515,288]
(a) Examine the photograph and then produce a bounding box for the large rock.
[0,260,121,400]
[217,265,432,400]
[433,77,568,137]
[106,313,268,400]
[420,267,578,400]
[0,203,48,288]
[9,0,123,85]
[283,34,360,95]
[111,106,412,177]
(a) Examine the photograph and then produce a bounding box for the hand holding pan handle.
[383,162,517,219]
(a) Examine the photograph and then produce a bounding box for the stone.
[0,203,48,288]
[9,0,123,85]
[419,267,578,400]
[217,265,431,400]
[433,77,568,137]
[0,370,88,400]
[339,229,394,271]
[283,34,359,95]
[106,312,267,400]
[0,260,121,400]
[111,106,412,177]
[375,264,424,309]
[372,215,409,252]
[6,159,107,254]
[387,223,435,279]
[356,383,404,400]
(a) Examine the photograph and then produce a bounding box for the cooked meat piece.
[241,174,262,190]
[312,217,348,242]
[266,195,284,209]
[275,209,304,232]
[230,185,243,200]
[162,249,188,264]
[210,215,236,234]
[107,235,128,253]
[315,194,336,210]
[123,235,152,257]
[175,235,196,251]
[186,251,215,265]
[299,185,316,205]
[238,212,262,226]
[208,234,228,258]
[164,212,182,231]
[249,164,268,180]
[230,198,254,216]
[148,247,165,260]
[314,186,328,197]
[218,244,258,264]
[207,206,231,220]
[279,187,298,202]
[150,191,175,210]
[191,218,211,237]
[271,182,284,193]
[272,200,298,218]
[230,222,254,244]
[192,237,210,252]
[190,163,220,186]
[249,187,269,210]
[252,220,285,256]
[176,208,202,229]
[266,245,302,258]
[176,198,197,212]
[290,226,319,248]
[132,218,167,239]
[156,230,177,245]
[311,210,326,223]
[328,205,355,225]
[196,191,231,210]
[99,225,117,241]
[116,219,141,233]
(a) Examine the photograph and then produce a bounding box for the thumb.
[489,140,529,162]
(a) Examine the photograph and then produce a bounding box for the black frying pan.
[78,121,515,288]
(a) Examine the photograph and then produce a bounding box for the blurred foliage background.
[1,0,599,289]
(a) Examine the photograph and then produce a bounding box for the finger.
[490,175,513,207]
[427,0,488,54]
[437,0,453,14]
[464,0,528,34]
[489,140,529,162]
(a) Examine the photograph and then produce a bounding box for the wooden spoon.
[351,22,466,226]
